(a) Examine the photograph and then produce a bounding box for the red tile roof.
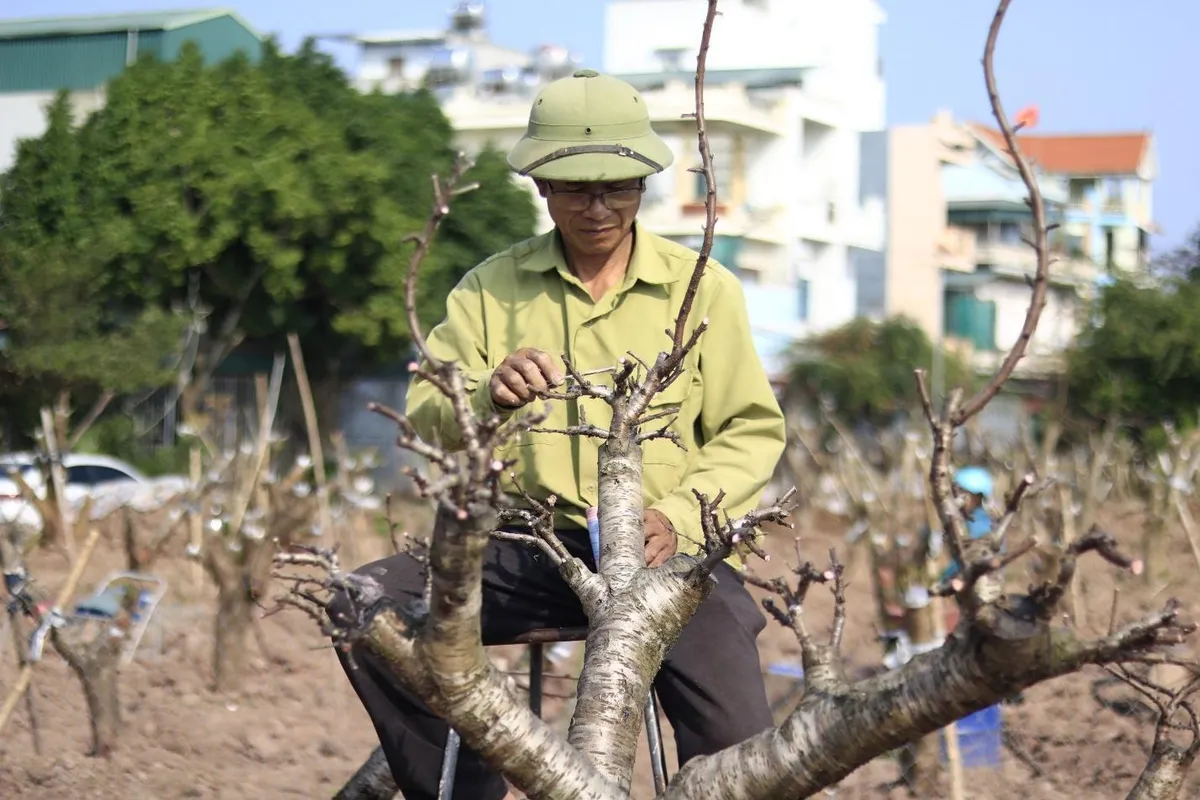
[969,124,1150,176]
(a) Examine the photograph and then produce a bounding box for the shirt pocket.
[639,375,695,469]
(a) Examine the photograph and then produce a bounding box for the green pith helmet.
[507,68,675,183]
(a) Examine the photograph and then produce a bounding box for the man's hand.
[489,348,565,409]
[644,509,678,567]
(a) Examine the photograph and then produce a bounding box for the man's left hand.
[644,509,678,567]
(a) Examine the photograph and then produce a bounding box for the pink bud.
[407,362,419,372]
[1130,558,1144,576]
[456,509,468,520]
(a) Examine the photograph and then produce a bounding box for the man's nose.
[581,195,612,218]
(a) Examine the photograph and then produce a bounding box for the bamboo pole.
[286,333,340,557]
[0,527,102,734]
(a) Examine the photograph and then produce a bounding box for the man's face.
[537,178,644,257]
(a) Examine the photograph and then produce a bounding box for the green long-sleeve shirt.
[405,222,786,557]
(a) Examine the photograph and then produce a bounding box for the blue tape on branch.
[586,506,601,565]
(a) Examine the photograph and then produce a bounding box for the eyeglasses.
[545,181,646,212]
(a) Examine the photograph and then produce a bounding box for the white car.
[0,452,190,532]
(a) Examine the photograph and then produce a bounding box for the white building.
[604,0,887,376]
[348,0,889,379]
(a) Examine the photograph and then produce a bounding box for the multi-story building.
[871,111,1156,431]
[602,0,887,378]
[0,9,262,172]
[348,0,889,379]
[969,125,1156,274]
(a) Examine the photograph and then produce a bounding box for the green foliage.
[0,243,184,393]
[257,38,538,371]
[786,316,974,425]
[0,36,539,413]
[1067,240,1200,434]
[0,90,185,405]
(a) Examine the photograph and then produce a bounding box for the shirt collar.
[518,222,681,286]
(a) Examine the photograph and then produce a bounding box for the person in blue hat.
[939,466,994,586]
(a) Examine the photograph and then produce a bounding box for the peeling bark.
[663,608,1187,799]
[569,568,706,792]
[316,499,621,799]
[595,438,648,588]
[1126,739,1196,800]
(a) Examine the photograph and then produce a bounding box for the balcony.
[793,199,838,243]
[443,92,533,133]
[637,81,785,135]
[937,226,976,273]
[969,348,1066,379]
[842,198,886,251]
[974,238,1097,288]
[649,200,789,245]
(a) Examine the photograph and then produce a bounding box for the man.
[335,69,786,800]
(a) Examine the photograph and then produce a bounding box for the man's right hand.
[489,348,565,409]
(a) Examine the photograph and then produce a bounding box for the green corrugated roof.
[0,8,253,40]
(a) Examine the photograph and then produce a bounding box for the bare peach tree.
[274,1,1197,797]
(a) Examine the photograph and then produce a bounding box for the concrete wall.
[883,125,945,337]
[975,279,1080,357]
[0,88,105,172]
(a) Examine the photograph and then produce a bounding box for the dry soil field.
[1,503,1196,799]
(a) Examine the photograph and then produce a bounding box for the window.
[65,465,91,485]
[88,466,136,485]
[1068,179,1092,206]
[1104,178,1124,206]
[387,57,405,79]
[943,290,996,351]
[797,279,811,322]
[1066,234,1087,258]
[654,47,688,72]
[65,464,137,486]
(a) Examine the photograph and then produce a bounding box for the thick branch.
[664,600,1194,799]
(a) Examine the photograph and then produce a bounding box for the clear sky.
[4,0,1195,254]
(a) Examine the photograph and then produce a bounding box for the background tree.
[1067,251,1200,439]
[785,316,974,428]
[0,39,537,441]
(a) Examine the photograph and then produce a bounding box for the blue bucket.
[939,704,1002,767]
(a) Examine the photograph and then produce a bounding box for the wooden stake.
[39,406,76,565]
[286,333,339,557]
[188,444,203,586]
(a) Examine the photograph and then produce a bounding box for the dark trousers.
[333,528,774,800]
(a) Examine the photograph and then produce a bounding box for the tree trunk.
[54,623,124,757]
[213,585,253,693]
[78,657,121,757]
[1126,739,1198,800]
